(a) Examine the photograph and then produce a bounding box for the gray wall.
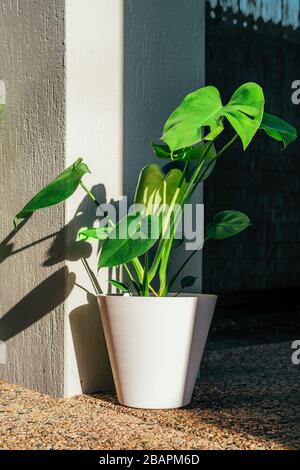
[124,0,205,292]
[0,0,65,396]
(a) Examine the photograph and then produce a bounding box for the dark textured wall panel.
[204,2,300,293]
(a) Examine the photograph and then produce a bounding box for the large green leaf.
[260,113,297,149]
[15,158,90,222]
[206,210,252,240]
[134,164,186,214]
[98,214,160,268]
[162,83,265,151]
[162,86,222,151]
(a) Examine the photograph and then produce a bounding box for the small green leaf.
[134,164,186,215]
[108,279,130,294]
[184,143,215,162]
[162,83,265,152]
[152,142,186,160]
[260,113,297,149]
[152,142,171,159]
[15,158,90,221]
[77,226,112,241]
[181,276,197,289]
[98,214,160,268]
[131,279,142,296]
[152,141,216,163]
[206,210,252,240]
[152,142,197,161]
[161,144,216,182]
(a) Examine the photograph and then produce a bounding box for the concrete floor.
[0,342,299,450]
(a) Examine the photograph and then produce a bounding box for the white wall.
[64,0,124,396]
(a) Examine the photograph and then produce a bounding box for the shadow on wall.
[69,292,114,393]
[0,266,75,342]
[43,184,107,267]
[0,184,119,295]
[0,184,115,393]
[0,184,106,269]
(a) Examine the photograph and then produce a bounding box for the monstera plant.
[13,83,297,409]
[14,82,297,298]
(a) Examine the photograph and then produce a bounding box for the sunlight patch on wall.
[208,0,300,29]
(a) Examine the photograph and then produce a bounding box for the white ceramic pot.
[97,294,217,409]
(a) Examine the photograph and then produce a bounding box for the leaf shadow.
[0,266,75,341]
[43,184,107,266]
[69,292,114,393]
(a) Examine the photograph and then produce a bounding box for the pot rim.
[98,293,218,300]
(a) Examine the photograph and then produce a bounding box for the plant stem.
[161,135,239,295]
[186,134,239,202]
[123,263,135,283]
[142,252,150,297]
[106,220,147,293]
[151,135,239,293]
[81,257,102,295]
[149,284,159,297]
[149,144,212,283]
[157,162,188,293]
[183,141,214,196]
[79,180,159,298]
[149,163,188,283]
[122,261,157,296]
[80,181,100,206]
[165,237,209,295]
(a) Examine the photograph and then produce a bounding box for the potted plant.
[13,83,297,409]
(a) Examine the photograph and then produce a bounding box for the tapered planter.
[97,294,217,409]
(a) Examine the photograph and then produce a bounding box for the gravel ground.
[0,341,299,450]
